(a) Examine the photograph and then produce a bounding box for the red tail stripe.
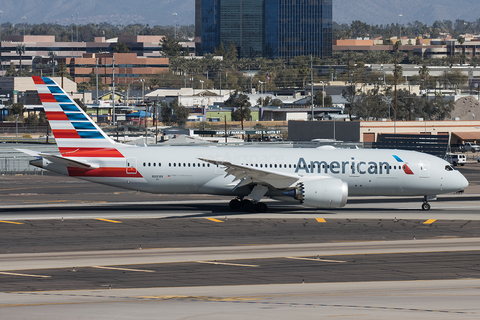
[59,148,124,158]
[39,93,57,103]
[45,111,70,121]
[32,76,45,85]
[52,129,81,139]
[68,167,143,178]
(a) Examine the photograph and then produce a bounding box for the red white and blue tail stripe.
[32,76,122,158]
[31,76,143,180]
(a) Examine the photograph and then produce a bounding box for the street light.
[76,12,79,42]
[398,14,403,41]
[258,81,265,106]
[172,12,177,39]
[199,80,204,91]
[22,16,26,36]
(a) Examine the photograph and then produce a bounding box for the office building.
[196,0,332,59]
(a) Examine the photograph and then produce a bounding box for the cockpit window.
[445,165,455,171]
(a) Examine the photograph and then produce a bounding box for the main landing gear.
[229,198,268,213]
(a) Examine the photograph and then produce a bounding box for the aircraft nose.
[459,173,469,190]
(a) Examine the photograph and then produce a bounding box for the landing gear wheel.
[229,198,242,210]
[254,202,268,213]
[422,202,431,211]
[242,200,256,213]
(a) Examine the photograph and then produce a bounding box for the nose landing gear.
[422,195,436,211]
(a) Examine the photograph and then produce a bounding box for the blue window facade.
[200,0,221,54]
[266,0,332,59]
[197,0,332,59]
[220,0,264,58]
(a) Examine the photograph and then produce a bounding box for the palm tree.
[419,65,430,90]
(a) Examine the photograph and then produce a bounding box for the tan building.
[361,120,480,144]
[65,52,169,85]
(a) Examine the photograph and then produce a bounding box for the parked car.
[464,142,480,152]
[446,153,466,166]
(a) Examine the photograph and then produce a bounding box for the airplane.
[19,76,469,212]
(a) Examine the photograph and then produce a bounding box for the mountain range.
[0,0,477,26]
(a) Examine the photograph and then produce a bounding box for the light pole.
[71,14,74,42]
[172,12,177,39]
[76,12,79,42]
[199,80,204,91]
[398,14,403,42]
[259,81,265,106]
[22,16,26,36]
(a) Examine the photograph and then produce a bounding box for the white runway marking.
[0,271,51,278]
[286,256,347,263]
[91,266,155,273]
[196,261,259,267]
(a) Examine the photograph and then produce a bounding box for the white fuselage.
[63,145,468,198]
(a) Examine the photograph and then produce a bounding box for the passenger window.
[148,163,151,167]
[143,162,146,166]
[193,163,195,167]
[153,163,156,167]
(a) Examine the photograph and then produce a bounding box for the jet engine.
[284,177,348,208]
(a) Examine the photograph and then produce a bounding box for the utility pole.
[394,57,397,134]
[310,55,314,121]
[112,54,115,125]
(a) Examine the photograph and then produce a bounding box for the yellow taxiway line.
[0,220,24,225]
[95,218,122,224]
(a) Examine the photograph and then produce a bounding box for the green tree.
[11,103,26,118]
[225,41,238,61]
[161,35,182,58]
[112,42,130,53]
[6,62,17,76]
[24,113,39,126]
[214,42,226,57]
[225,91,251,121]
[313,91,333,107]
[161,98,189,126]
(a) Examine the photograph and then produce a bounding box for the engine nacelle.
[284,177,348,208]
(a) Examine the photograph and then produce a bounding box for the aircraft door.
[126,158,137,174]
[419,161,430,178]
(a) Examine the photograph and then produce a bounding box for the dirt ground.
[451,96,480,120]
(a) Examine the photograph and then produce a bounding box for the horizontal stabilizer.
[17,149,98,169]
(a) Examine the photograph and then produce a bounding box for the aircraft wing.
[17,149,98,169]
[198,157,299,190]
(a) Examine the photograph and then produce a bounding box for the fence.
[0,144,58,175]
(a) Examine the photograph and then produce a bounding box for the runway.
[1,165,480,319]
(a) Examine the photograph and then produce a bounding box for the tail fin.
[33,76,122,158]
